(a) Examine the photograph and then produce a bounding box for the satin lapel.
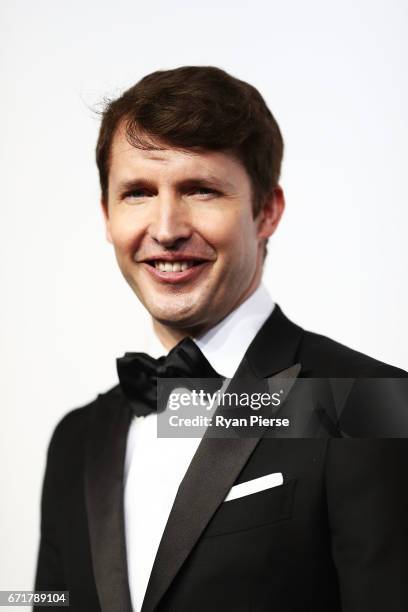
[141,304,304,612]
[242,303,305,379]
[85,386,133,612]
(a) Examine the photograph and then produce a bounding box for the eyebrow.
[115,175,236,194]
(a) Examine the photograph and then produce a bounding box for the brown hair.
[95,65,284,218]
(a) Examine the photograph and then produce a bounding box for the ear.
[100,198,113,244]
[256,186,285,241]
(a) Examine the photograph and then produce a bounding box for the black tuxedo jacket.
[34,304,408,612]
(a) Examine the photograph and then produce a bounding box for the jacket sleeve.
[34,416,69,592]
[325,436,408,611]
[33,402,97,612]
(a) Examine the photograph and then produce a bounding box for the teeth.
[154,260,196,272]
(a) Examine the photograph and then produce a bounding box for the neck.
[152,321,190,352]
[152,279,263,352]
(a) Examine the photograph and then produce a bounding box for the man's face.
[102,125,282,336]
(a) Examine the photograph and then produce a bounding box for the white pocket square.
[224,472,284,502]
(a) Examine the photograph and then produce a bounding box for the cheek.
[200,209,258,263]
[195,206,251,249]
[109,215,144,255]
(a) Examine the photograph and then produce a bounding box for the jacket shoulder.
[298,329,407,377]
[45,383,124,456]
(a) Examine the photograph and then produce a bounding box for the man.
[34,66,408,611]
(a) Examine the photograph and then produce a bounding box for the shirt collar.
[147,283,275,378]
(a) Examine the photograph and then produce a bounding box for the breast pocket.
[202,478,297,538]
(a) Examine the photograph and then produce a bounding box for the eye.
[189,187,219,197]
[123,188,152,201]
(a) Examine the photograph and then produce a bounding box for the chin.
[148,299,210,330]
[146,298,193,320]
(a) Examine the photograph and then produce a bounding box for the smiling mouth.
[144,260,205,272]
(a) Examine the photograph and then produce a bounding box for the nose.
[148,192,192,248]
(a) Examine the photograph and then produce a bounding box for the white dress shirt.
[124,283,275,611]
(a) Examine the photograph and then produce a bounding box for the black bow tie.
[116,337,224,416]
